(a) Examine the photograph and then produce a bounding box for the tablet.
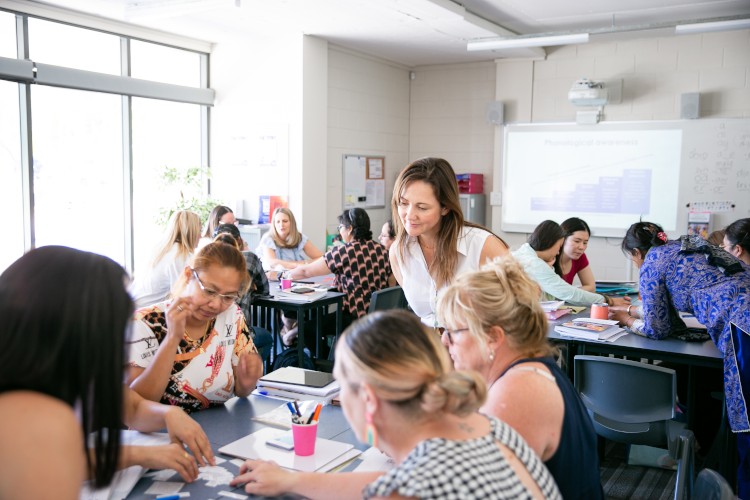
[260,367,336,388]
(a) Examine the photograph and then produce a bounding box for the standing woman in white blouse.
[389,157,509,329]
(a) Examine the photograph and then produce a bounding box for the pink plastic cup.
[591,303,609,320]
[281,278,293,290]
[291,421,318,456]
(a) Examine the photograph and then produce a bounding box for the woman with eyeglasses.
[231,310,560,499]
[437,257,602,500]
[127,242,263,412]
[287,208,392,348]
[723,217,750,265]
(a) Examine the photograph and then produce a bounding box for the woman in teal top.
[512,220,626,307]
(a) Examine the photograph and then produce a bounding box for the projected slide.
[502,128,682,235]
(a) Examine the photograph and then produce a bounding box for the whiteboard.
[501,119,750,237]
[342,154,386,209]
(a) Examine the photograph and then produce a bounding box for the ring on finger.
[183,451,189,459]
[176,305,184,312]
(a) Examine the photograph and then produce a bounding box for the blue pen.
[286,402,297,416]
[257,390,269,396]
[155,495,181,500]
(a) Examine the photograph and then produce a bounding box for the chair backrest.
[693,468,734,500]
[368,286,407,313]
[574,355,677,446]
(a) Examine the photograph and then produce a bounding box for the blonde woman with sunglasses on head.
[127,242,263,413]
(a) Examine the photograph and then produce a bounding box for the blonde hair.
[171,242,251,298]
[438,256,556,359]
[270,207,302,249]
[152,210,201,269]
[337,310,486,418]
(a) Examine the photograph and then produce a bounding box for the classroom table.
[126,395,366,499]
[250,289,345,369]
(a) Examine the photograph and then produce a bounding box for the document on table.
[80,431,171,500]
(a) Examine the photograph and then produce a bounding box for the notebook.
[218,427,356,472]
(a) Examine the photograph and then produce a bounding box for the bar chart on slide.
[502,126,683,235]
[530,168,652,214]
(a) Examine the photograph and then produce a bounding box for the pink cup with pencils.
[291,421,318,456]
[289,402,323,456]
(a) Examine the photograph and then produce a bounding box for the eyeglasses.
[190,268,240,305]
[337,224,349,231]
[442,328,469,345]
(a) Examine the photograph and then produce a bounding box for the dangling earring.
[365,411,378,447]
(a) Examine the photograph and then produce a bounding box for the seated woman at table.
[231,310,561,499]
[438,257,603,499]
[213,226,273,366]
[722,217,750,266]
[609,221,750,497]
[554,217,596,292]
[127,241,263,413]
[378,218,395,250]
[0,246,212,497]
[198,205,239,249]
[257,207,323,271]
[512,220,626,307]
[390,157,509,329]
[130,210,202,308]
[286,208,392,350]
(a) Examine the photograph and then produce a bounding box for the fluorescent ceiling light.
[675,18,750,34]
[467,33,589,51]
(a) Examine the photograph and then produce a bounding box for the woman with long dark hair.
[611,221,750,497]
[289,208,392,331]
[553,217,596,292]
[512,220,624,306]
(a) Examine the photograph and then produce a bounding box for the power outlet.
[490,192,502,206]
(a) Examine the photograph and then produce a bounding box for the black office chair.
[368,285,407,313]
[574,355,696,500]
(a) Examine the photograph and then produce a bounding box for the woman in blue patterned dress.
[231,310,561,499]
[610,221,750,497]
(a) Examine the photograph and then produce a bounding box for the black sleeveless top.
[500,357,603,500]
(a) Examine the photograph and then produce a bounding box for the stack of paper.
[273,286,328,302]
[554,318,627,342]
[255,367,340,404]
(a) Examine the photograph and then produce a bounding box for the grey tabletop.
[126,395,363,499]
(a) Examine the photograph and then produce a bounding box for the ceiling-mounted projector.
[568,78,608,106]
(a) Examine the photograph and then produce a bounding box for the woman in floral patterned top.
[289,207,392,329]
[127,242,263,413]
[611,221,750,497]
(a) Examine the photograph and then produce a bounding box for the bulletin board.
[342,154,386,209]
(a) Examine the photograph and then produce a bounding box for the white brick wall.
[327,47,411,240]
[405,30,749,281]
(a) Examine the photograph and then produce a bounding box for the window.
[0,11,16,58]
[0,80,24,271]
[0,10,210,274]
[31,85,126,264]
[28,18,121,75]
[131,97,203,272]
[131,40,201,87]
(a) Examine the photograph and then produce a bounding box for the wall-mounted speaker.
[681,93,700,120]
[486,101,504,125]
